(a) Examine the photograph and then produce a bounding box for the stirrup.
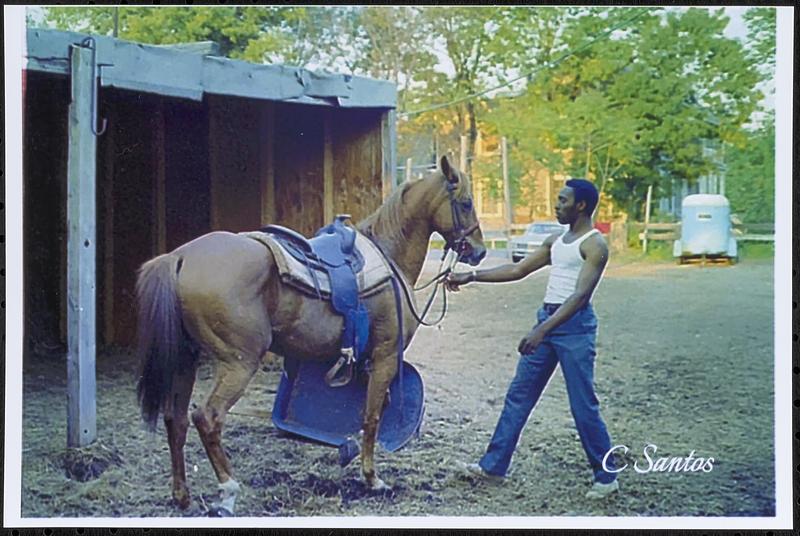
[324,347,355,387]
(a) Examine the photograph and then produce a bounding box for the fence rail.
[630,222,774,243]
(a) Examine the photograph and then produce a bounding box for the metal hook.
[79,37,107,136]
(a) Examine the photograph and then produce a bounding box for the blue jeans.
[479,304,617,483]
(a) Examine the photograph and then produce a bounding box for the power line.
[399,9,650,119]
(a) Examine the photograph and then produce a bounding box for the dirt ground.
[19,255,776,520]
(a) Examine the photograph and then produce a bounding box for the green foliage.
[724,114,775,223]
[483,7,765,219]
[738,242,774,260]
[38,7,320,64]
[643,240,675,262]
[743,8,776,76]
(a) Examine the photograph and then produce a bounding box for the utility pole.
[501,137,512,233]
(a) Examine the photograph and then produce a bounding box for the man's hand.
[518,325,546,355]
[444,271,472,292]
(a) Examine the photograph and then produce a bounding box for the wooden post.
[260,102,276,225]
[153,98,166,254]
[208,99,220,230]
[381,110,397,197]
[405,157,412,183]
[66,43,98,448]
[389,110,398,190]
[643,184,653,254]
[501,136,512,234]
[546,170,552,217]
[323,109,334,223]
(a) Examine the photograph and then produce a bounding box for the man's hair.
[566,178,599,215]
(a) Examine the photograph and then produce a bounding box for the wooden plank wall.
[164,97,211,251]
[25,80,388,348]
[208,95,263,233]
[104,91,159,344]
[273,102,325,237]
[23,72,70,349]
[98,92,209,345]
[329,107,384,224]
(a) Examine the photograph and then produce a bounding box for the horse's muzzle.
[460,243,486,266]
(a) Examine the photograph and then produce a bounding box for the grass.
[737,242,774,260]
[628,237,774,263]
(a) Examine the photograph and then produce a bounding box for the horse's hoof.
[172,494,191,510]
[207,505,234,517]
[367,477,390,492]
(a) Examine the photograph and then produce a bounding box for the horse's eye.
[461,199,473,211]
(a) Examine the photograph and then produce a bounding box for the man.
[445,178,618,499]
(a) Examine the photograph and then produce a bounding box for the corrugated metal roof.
[25,28,397,109]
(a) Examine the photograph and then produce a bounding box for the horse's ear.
[440,155,458,184]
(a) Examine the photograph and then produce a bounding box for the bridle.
[443,180,481,262]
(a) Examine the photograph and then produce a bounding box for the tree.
[742,8,776,77]
[410,7,523,179]
[721,7,776,224]
[37,6,327,65]
[724,113,774,222]
[485,7,761,219]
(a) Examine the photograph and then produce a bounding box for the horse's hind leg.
[164,361,198,509]
[191,353,263,515]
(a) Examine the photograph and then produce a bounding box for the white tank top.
[543,228,600,304]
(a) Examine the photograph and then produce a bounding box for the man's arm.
[446,232,560,289]
[518,234,609,354]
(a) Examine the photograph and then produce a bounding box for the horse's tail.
[135,253,189,431]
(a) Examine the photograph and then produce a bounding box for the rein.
[381,247,459,328]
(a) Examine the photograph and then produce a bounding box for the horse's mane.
[357,168,473,244]
[357,178,413,244]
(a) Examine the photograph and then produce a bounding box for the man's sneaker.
[585,479,619,499]
[456,461,504,483]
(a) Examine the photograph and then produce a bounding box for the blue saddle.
[262,216,370,385]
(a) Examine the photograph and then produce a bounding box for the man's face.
[554,187,585,225]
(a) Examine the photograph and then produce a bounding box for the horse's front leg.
[361,347,397,490]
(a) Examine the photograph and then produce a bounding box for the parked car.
[510,221,568,262]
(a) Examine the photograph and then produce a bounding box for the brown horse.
[135,155,486,514]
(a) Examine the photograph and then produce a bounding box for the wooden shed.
[24,28,398,351]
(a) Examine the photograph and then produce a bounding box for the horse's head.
[429,155,487,266]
